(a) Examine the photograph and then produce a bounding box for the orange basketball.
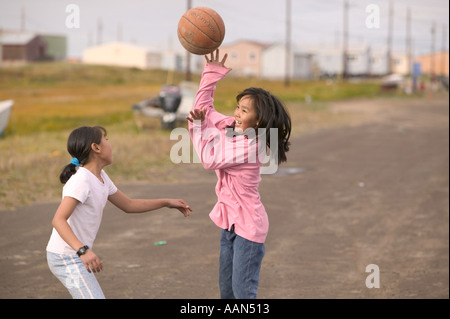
[177,7,225,55]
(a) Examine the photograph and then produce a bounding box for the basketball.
[177,7,225,55]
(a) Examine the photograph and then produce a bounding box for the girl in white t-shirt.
[46,126,192,299]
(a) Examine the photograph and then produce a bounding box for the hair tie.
[70,157,80,167]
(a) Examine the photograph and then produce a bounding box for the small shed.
[0,32,47,62]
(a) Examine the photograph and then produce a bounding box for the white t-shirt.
[46,167,117,256]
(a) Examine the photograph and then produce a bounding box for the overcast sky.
[0,0,448,58]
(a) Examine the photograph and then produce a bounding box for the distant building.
[221,40,269,77]
[391,53,410,75]
[82,42,162,69]
[219,40,395,80]
[310,45,404,77]
[414,52,449,77]
[261,43,287,79]
[369,48,391,76]
[261,43,314,80]
[310,47,343,77]
[161,50,203,74]
[40,34,67,61]
[0,31,47,63]
[0,30,67,64]
[346,47,371,76]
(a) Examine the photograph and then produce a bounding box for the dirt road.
[0,96,448,299]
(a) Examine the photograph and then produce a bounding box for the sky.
[0,0,448,58]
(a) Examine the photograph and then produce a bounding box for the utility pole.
[342,0,349,79]
[406,7,412,76]
[285,0,292,87]
[387,0,393,75]
[97,18,103,45]
[186,0,192,81]
[441,24,447,77]
[431,21,436,79]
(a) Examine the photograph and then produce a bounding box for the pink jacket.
[189,63,269,243]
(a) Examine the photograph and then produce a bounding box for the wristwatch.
[76,245,89,257]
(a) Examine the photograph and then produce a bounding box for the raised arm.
[188,50,232,121]
[188,50,261,170]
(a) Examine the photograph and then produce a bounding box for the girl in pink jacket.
[187,50,291,299]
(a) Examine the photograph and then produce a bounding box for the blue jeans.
[47,251,105,299]
[219,227,265,299]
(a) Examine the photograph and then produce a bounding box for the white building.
[161,50,203,74]
[368,48,390,76]
[261,43,314,80]
[261,43,388,79]
[391,53,410,75]
[347,47,371,76]
[261,43,286,79]
[309,44,397,77]
[82,42,162,69]
[310,47,343,77]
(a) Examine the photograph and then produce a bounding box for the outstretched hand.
[204,49,231,70]
[167,199,192,217]
[187,49,230,123]
[186,108,206,123]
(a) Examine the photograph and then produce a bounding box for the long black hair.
[59,126,107,184]
[236,88,291,163]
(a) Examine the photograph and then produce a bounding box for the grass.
[0,61,415,210]
[0,62,392,135]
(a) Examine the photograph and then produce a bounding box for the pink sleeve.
[192,63,232,127]
[189,64,257,170]
[193,63,230,110]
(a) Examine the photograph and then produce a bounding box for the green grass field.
[0,61,391,136]
[0,62,410,209]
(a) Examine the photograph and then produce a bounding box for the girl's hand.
[80,250,103,273]
[204,49,231,70]
[167,199,192,217]
[186,108,206,123]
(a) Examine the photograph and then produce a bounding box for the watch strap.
[76,245,89,257]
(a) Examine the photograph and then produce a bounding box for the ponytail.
[59,163,78,184]
[59,126,107,184]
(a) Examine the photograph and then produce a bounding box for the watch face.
[78,246,87,256]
